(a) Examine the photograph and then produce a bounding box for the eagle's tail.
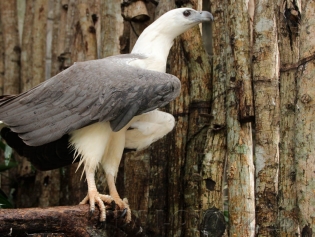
[0,127,79,171]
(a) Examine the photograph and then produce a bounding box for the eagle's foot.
[80,190,113,222]
[112,197,131,223]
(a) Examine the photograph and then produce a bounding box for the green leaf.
[4,144,13,164]
[0,189,13,208]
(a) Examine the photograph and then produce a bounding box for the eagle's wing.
[0,54,181,146]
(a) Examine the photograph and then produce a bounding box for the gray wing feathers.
[0,54,181,146]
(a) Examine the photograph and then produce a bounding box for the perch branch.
[0,205,145,237]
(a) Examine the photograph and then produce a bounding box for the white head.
[149,8,213,38]
[131,8,213,72]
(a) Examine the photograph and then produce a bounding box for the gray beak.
[198,11,214,22]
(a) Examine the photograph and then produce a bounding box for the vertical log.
[100,0,123,57]
[21,0,34,92]
[63,0,77,54]
[165,38,190,237]
[0,0,20,95]
[202,0,227,217]
[295,0,315,233]
[0,0,20,200]
[182,24,211,237]
[0,18,4,95]
[51,0,62,76]
[45,0,54,79]
[252,0,280,235]
[78,1,97,60]
[32,0,48,85]
[278,0,300,235]
[225,0,255,236]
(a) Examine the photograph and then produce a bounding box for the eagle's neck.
[131,20,180,72]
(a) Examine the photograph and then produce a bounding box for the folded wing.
[0,54,181,146]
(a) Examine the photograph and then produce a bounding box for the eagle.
[0,8,213,222]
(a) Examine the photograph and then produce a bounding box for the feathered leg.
[70,122,114,222]
[101,127,131,222]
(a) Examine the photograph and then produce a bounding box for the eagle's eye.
[183,10,191,17]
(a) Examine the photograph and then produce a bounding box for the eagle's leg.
[106,172,131,222]
[80,170,113,222]
[99,127,132,222]
[70,122,115,222]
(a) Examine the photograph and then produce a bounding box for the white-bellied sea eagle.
[0,8,213,222]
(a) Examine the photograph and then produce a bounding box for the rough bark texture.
[3,0,315,236]
[0,0,21,207]
[32,0,48,85]
[0,0,20,95]
[202,0,227,223]
[100,0,123,57]
[225,0,255,236]
[295,0,315,234]
[0,19,3,96]
[0,205,145,236]
[21,0,34,92]
[277,0,300,235]
[253,1,280,236]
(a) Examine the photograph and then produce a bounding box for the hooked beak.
[197,11,214,22]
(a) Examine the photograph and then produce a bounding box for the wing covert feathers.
[0,54,181,146]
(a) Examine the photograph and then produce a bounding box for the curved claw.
[110,200,116,210]
[120,208,127,218]
[80,191,113,222]
[111,197,131,223]
[97,221,106,229]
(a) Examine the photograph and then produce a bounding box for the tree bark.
[0,205,145,237]
[295,0,315,234]
[277,0,300,235]
[100,0,123,57]
[0,0,21,205]
[21,0,34,92]
[181,27,211,237]
[5,0,315,236]
[252,0,280,236]
[225,0,255,236]
[0,12,4,96]
[0,0,20,95]
[204,2,228,213]
[32,0,48,84]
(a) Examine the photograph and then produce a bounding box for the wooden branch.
[0,205,145,237]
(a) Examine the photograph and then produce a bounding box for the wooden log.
[277,0,300,235]
[295,0,315,233]
[252,0,280,235]
[0,205,145,237]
